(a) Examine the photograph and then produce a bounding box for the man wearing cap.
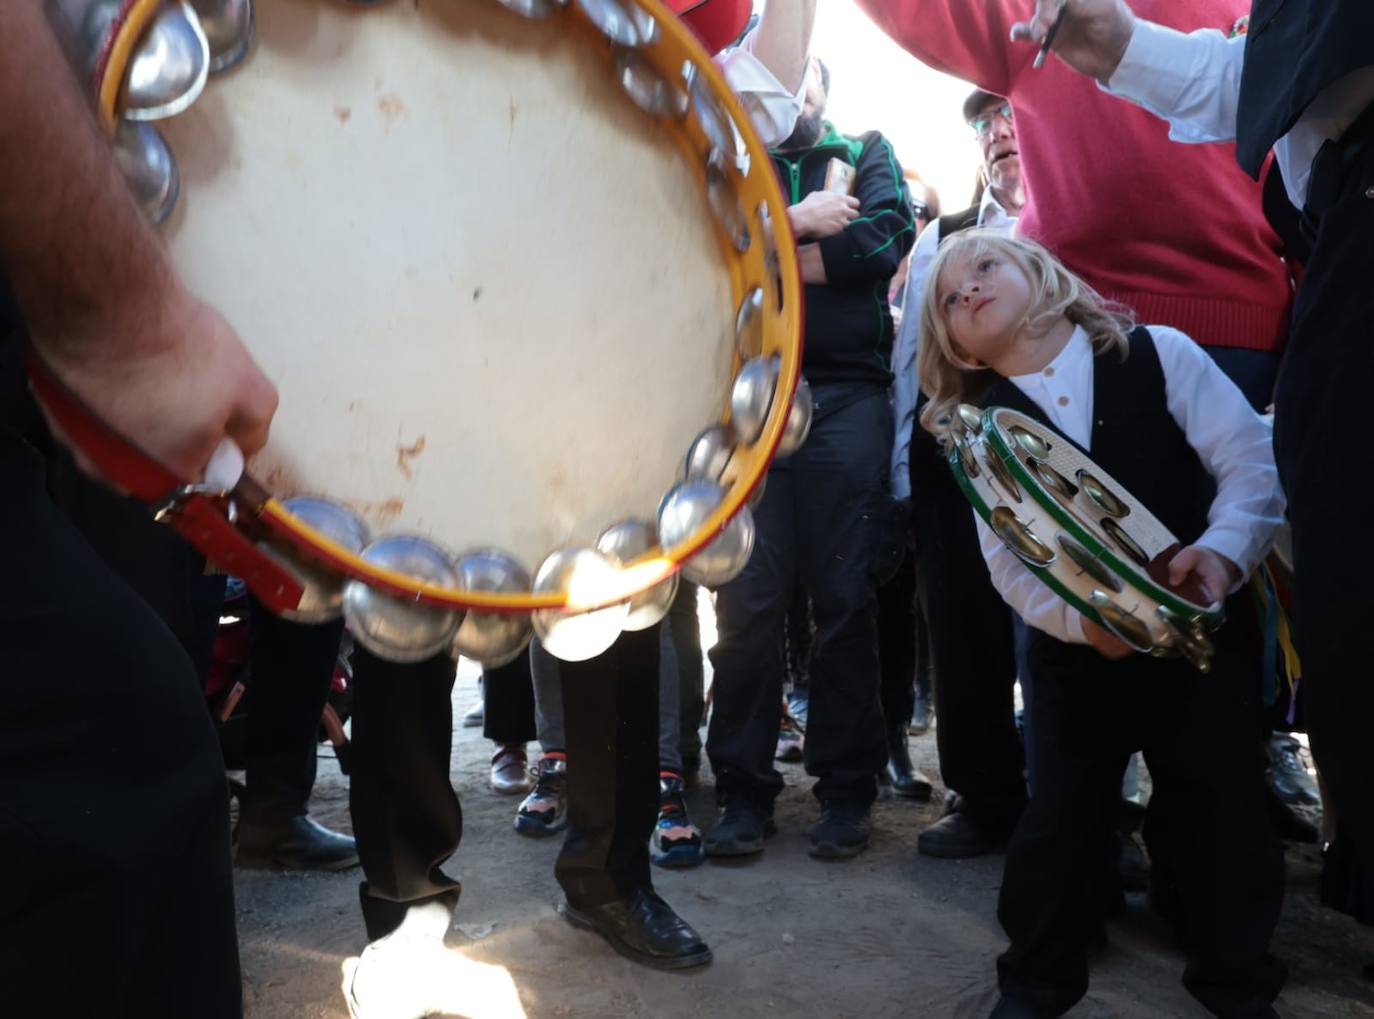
[890,89,1028,861]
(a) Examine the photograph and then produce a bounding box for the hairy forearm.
[0,1,174,354]
[749,0,818,93]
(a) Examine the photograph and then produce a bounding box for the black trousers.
[997,631,1284,1017]
[241,609,345,825]
[555,625,661,907]
[707,389,891,809]
[0,430,241,1017]
[349,648,463,941]
[1273,129,1374,924]
[877,548,918,733]
[911,430,1025,833]
[482,650,537,746]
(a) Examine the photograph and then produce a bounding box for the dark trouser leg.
[996,646,1131,1015]
[482,650,537,745]
[877,550,917,730]
[556,626,661,907]
[242,607,344,825]
[1139,632,1285,1015]
[795,393,890,807]
[667,580,704,770]
[0,432,240,1018]
[1274,175,1374,924]
[349,649,462,941]
[706,465,795,810]
[917,457,1024,833]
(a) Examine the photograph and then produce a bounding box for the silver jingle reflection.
[532,547,631,662]
[657,480,755,588]
[123,1,210,122]
[343,535,462,663]
[113,119,180,224]
[615,48,689,117]
[260,496,371,624]
[596,520,678,631]
[776,375,813,457]
[575,0,657,47]
[449,549,534,667]
[187,0,253,73]
[489,0,567,17]
[730,355,779,445]
[684,423,736,483]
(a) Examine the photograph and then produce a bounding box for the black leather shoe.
[560,889,712,970]
[988,996,1051,1018]
[917,810,1002,859]
[1267,786,1319,844]
[704,803,776,858]
[809,802,871,860]
[236,814,360,872]
[882,724,933,801]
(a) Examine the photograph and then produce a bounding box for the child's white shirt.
[974,324,1285,645]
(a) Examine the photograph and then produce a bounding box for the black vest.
[980,327,1215,549]
[935,200,980,241]
[1236,1,1374,177]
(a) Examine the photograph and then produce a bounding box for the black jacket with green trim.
[771,123,914,388]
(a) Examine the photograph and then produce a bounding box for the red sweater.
[858,0,1291,352]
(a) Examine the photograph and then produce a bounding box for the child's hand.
[1167,545,1240,605]
[1081,617,1134,660]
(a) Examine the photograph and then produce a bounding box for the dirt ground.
[234,661,1374,1019]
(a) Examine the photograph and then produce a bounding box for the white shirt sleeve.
[1150,325,1285,584]
[889,222,941,498]
[716,29,806,148]
[977,512,1088,645]
[1101,18,1245,145]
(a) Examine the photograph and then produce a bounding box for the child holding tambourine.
[916,231,1287,1019]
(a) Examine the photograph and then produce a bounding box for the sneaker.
[703,802,776,858]
[652,773,704,868]
[787,691,810,729]
[1267,734,1319,806]
[775,710,804,763]
[514,756,567,837]
[809,802,871,860]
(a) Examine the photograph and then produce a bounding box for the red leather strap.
[24,346,304,615]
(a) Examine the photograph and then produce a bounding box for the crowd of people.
[2,0,1372,1017]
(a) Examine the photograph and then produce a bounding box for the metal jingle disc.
[983,446,1022,503]
[706,150,751,253]
[490,0,567,17]
[689,69,737,161]
[1155,605,1216,665]
[756,201,783,311]
[1088,590,1154,653]
[615,47,688,117]
[1077,469,1130,518]
[777,376,813,457]
[1031,459,1078,501]
[449,549,534,666]
[684,423,736,483]
[113,119,179,224]
[989,506,1055,568]
[123,1,210,122]
[575,0,658,47]
[532,547,631,662]
[735,286,764,358]
[1009,424,1052,462]
[1100,517,1149,567]
[596,520,678,631]
[953,434,980,479]
[188,0,253,73]
[657,480,755,587]
[956,403,984,435]
[1055,532,1122,593]
[730,355,780,445]
[258,496,371,624]
[342,535,462,663]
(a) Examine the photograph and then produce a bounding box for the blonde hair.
[916,231,1134,446]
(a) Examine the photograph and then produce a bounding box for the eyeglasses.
[911,201,931,220]
[970,103,1014,138]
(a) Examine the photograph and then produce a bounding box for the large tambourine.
[33,0,806,665]
[948,405,1222,672]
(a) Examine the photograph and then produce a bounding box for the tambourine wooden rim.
[72,0,803,615]
[950,406,1223,650]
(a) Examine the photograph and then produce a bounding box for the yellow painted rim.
[97,0,164,134]
[248,0,801,613]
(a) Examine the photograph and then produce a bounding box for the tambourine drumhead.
[154,0,798,605]
[952,406,1222,665]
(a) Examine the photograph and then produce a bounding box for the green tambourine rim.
[978,406,1224,629]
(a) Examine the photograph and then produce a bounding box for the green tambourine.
[948,405,1223,672]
